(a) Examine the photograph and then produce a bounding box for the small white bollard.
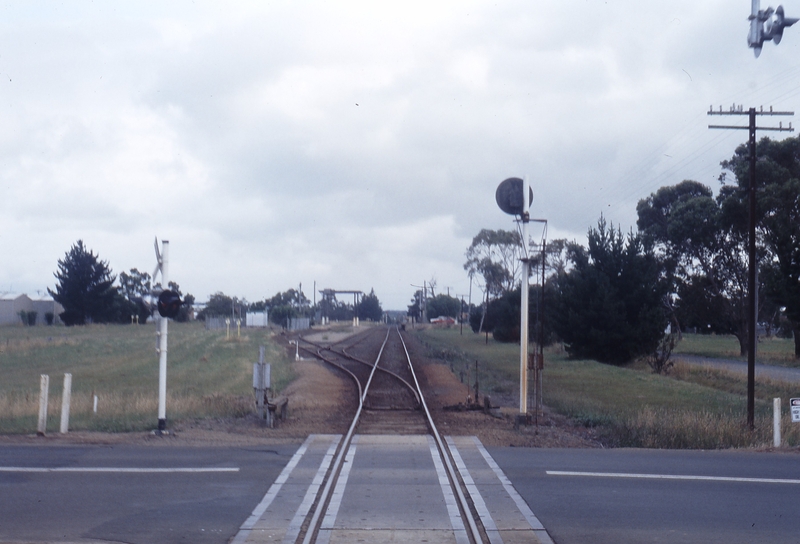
[93,394,98,414]
[37,374,49,436]
[774,397,782,448]
[60,373,72,434]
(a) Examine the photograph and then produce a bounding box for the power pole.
[708,104,793,429]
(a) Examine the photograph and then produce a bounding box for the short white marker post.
[37,374,49,436]
[93,394,98,414]
[60,373,72,434]
[774,397,781,448]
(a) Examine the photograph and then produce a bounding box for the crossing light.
[157,290,182,319]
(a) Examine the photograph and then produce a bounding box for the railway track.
[292,325,487,544]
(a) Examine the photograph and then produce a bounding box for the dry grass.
[0,322,293,433]
[416,328,793,449]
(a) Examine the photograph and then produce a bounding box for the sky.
[2,0,800,311]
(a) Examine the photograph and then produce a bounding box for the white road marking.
[428,435,470,544]
[0,467,238,473]
[230,434,324,544]
[547,470,800,484]
[281,436,341,544]
[445,436,503,544]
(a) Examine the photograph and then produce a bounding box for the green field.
[674,333,800,367]
[0,322,293,434]
[416,328,800,449]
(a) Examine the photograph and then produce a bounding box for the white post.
[157,240,169,432]
[37,374,49,435]
[774,397,782,448]
[93,394,98,414]
[60,373,72,434]
[519,176,530,417]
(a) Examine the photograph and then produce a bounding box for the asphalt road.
[489,447,800,544]
[674,354,800,384]
[2,443,799,543]
[0,443,298,544]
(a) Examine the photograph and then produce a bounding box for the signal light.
[157,290,182,319]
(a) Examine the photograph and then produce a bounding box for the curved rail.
[297,326,484,544]
[297,333,420,407]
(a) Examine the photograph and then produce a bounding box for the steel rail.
[397,327,484,544]
[298,335,420,407]
[299,327,391,544]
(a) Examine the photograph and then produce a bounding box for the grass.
[415,327,799,449]
[675,333,800,368]
[0,322,294,434]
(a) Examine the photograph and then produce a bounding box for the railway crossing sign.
[791,398,800,422]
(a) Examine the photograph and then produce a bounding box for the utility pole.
[708,104,793,429]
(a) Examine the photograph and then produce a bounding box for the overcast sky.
[2,1,800,310]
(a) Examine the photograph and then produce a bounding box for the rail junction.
[232,326,552,544]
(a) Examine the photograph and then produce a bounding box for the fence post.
[774,397,782,448]
[37,374,49,436]
[60,373,72,434]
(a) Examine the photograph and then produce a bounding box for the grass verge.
[415,327,797,449]
[0,322,293,433]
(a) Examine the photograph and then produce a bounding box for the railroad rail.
[289,325,487,544]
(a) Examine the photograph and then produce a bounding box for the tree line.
[47,242,384,327]
[463,135,800,367]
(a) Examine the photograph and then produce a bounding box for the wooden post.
[37,374,49,436]
[60,373,72,434]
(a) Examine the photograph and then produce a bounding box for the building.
[0,293,64,325]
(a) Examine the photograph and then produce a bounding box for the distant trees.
[119,268,153,323]
[464,229,523,297]
[358,289,383,321]
[49,240,129,325]
[426,294,461,320]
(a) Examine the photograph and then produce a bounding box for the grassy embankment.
[0,322,293,434]
[416,328,800,449]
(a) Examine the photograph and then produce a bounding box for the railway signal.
[748,1,798,57]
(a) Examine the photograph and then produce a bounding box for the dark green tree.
[552,217,667,365]
[637,180,751,354]
[721,135,800,356]
[48,240,126,326]
[426,294,461,320]
[119,268,152,323]
[358,289,383,321]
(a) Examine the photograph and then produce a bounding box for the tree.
[552,217,668,365]
[464,229,524,296]
[358,289,383,321]
[426,294,461,320]
[166,281,194,322]
[48,240,127,326]
[721,135,800,356]
[119,268,152,323]
[637,180,751,355]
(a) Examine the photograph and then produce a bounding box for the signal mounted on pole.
[748,0,798,57]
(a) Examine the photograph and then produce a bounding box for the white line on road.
[547,470,800,484]
[0,467,238,473]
